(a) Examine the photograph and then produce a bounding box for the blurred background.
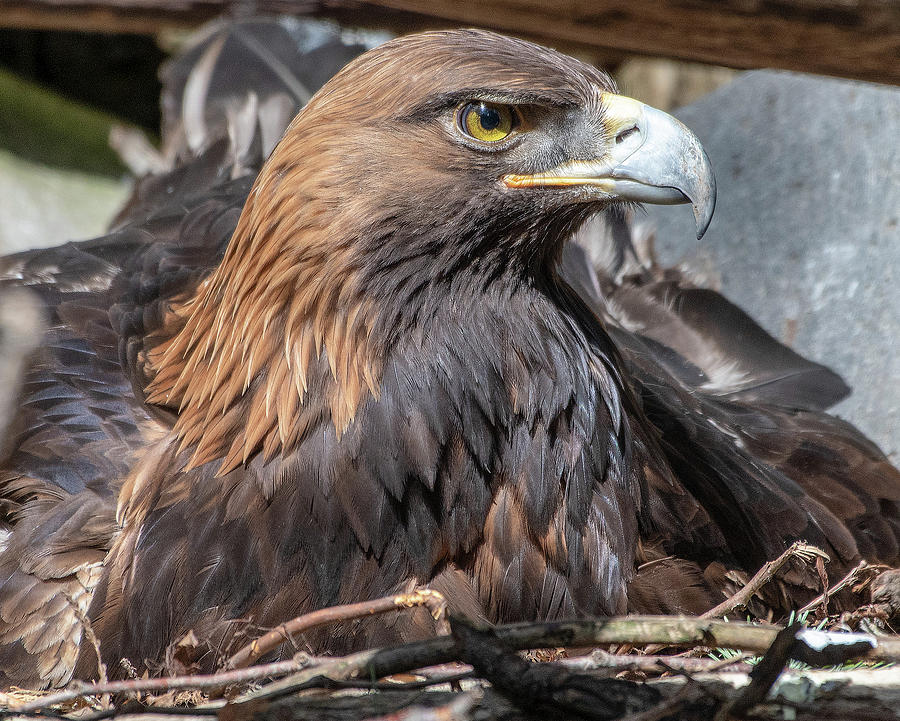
[0,1,897,454]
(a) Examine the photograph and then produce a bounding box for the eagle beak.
[503,92,716,239]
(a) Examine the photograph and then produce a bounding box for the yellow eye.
[458,102,517,142]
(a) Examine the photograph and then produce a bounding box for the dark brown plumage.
[0,23,897,689]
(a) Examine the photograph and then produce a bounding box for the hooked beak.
[502,92,716,239]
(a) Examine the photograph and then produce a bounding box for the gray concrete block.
[645,71,900,459]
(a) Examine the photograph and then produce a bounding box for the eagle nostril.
[616,125,639,144]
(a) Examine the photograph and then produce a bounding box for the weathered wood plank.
[0,1,897,84]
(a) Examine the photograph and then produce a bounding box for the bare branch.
[715,622,801,720]
[6,658,308,714]
[702,542,828,620]
[555,649,752,675]
[226,589,447,670]
[799,561,887,616]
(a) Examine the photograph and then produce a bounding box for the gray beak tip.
[693,191,716,239]
[691,150,717,240]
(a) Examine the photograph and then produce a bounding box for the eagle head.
[264,29,715,270]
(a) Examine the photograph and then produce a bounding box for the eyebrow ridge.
[404,88,577,120]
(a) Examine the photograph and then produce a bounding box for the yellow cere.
[460,102,515,142]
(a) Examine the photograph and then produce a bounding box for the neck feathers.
[144,158,382,475]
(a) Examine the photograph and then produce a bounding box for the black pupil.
[478,105,502,130]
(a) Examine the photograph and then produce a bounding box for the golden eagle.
[0,25,897,688]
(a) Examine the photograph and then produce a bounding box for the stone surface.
[645,71,900,459]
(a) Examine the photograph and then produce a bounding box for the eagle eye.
[457,102,518,143]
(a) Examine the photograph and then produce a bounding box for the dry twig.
[798,561,886,616]
[715,622,801,720]
[226,589,448,670]
[633,544,826,658]
[4,658,308,715]
[702,542,828,619]
[556,649,751,675]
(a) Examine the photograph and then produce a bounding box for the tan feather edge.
[144,150,383,476]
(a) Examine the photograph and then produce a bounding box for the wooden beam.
[0,0,897,85]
